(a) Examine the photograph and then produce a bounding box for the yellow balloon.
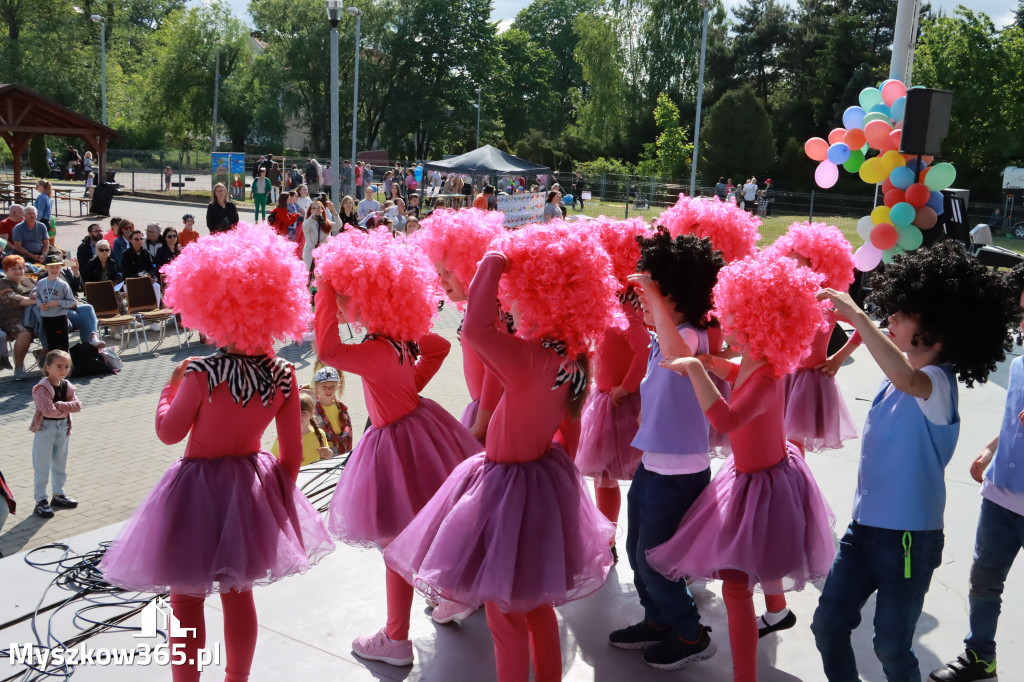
[859,157,886,184]
[881,150,906,173]
[871,205,891,225]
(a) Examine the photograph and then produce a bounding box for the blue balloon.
[842,106,866,130]
[927,190,945,216]
[827,143,851,165]
[870,103,892,118]
[905,158,926,174]
[889,166,915,190]
[890,202,916,228]
[890,96,906,123]
[414,165,423,181]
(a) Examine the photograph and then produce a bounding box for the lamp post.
[688,0,710,198]
[475,87,482,148]
[347,6,362,183]
[327,0,342,208]
[90,15,106,126]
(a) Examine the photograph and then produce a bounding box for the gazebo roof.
[0,83,118,139]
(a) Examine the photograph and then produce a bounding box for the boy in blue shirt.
[813,242,1019,682]
[930,265,1024,682]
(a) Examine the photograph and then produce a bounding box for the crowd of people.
[3,182,1024,682]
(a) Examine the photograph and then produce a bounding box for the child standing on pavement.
[36,253,77,352]
[310,365,352,458]
[30,349,81,519]
[812,242,1019,682]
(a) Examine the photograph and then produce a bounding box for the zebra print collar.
[457,303,516,342]
[540,339,587,401]
[617,288,641,311]
[185,352,294,407]
[363,334,421,365]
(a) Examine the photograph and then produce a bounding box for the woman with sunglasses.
[155,227,182,272]
[82,239,123,285]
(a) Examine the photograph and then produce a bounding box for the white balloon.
[856,215,875,242]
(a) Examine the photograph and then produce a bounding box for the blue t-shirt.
[12,221,48,255]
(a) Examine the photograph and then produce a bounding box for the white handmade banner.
[497,192,546,228]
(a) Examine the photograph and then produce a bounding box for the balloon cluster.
[804,79,956,271]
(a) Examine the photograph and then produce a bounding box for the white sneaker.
[352,628,413,666]
[148,323,162,332]
[89,333,106,349]
[431,600,476,624]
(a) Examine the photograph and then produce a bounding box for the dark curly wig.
[867,241,1020,387]
[636,232,724,329]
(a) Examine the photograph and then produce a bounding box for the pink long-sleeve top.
[593,302,649,393]
[155,367,302,481]
[798,309,836,369]
[30,379,82,434]
[315,284,450,427]
[464,253,569,464]
[462,314,503,412]
[705,364,787,473]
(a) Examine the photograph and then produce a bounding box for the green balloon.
[882,245,905,263]
[925,162,957,191]
[896,225,924,250]
[861,111,892,125]
[843,149,866,172]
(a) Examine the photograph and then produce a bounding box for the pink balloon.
[828,128,847,145]
[854,243,882,272]
[805,137,829,161]
[881,80,907,106]
[864,119,893,150]
[815,160,839,189]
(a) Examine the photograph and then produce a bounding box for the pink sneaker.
[352,628,414,666]
[431,600,476,624]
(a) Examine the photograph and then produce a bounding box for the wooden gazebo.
[0,83,119,193]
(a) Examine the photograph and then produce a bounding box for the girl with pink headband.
[100,223,334,682]
[312,227,481,667]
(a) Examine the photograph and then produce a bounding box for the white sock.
[760,607,790,627]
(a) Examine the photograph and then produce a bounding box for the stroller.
[628,184,649,210]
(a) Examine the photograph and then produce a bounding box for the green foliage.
[29,135,48,178]
[496,29,559,145]
[652,93,692,179]
[576,156,633,178]
[699,86,775,184]
[730,0,792,112]
[572,14,627,151]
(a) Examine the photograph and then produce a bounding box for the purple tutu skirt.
[709,374,732,458]
[99,452,335,597]
[646,449,836,594]
[784,369,858,452]
[576,389,642,484]
[383,444,614,613]
[327,398,482,548]
[460,399,480,430]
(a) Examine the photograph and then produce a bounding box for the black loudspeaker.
[900,88,953,156]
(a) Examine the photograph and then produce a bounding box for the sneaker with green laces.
[929,650,997,681]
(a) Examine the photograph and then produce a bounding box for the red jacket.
[268,206,299,237]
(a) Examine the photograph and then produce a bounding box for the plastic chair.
[84,280,145,354]
[124,277,184,350]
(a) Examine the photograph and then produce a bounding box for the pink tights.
[721,579,787,682]
[484,602,561,682]
[169,590,257,682]
[594,485,621,531]
[385,566,414,640]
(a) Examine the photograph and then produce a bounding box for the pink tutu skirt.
[327,398,482,548]
[576,389,642,484]
[784,369,858,452]
[383,444,614,613]
[646,449,836,594]
[460,399,480,430]
[100,452,334,597]
[709,374,732,458]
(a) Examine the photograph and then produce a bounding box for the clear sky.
[226,0,1018,31]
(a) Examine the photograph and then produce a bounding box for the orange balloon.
[829,128,847,145]
[805,137,829,162]
[844,128,866,150]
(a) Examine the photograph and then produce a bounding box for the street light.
[90,15,106,126]
[347,6,362,187]
[688,0,711,198]
[475,87,482,148]
[327,0,342,208]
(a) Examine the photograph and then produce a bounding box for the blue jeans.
[32,418,70,502]
[68,304,98,343]
[812,522,944,682]
[625,463,710,640]
[964,497,1024,660]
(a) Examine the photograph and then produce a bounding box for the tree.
[650,93,692,179]
[572,14,627,153]
[495,29,559,147]
[699,86,775,184]
[730,0,793,112]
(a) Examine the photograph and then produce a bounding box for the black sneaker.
[642,626,716,671]
[758,609,797,638]
[0,356,11,370]
[609,621,672,650]
[34,499,54,518]
[930,650,997,681]
[610,545,619,565]
[50,494,78,509]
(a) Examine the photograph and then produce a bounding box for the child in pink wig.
[312,227,482,666]
[100,223,335,682]
[416,208,506,445]
[647,253,836,682]
[765,221,860,456]
[384,223,620,682]
[575,217,651,559]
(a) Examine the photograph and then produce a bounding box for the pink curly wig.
[658,194,761,263]
[713,253,828,376]
[313,227,437,341]
[493,223,625,358]
[162,222,312,354]
[589,216,652,286]
[415,208,505,299]
[764,221,856,292]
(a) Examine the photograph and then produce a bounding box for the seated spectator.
[178,214,199,248]
[154,227,182,272]
[357,186,380,221]
[57,252,105,349]
[77,223,104,265]
[11,206,49,265]
[406,194,421,219]
[111,220,133,265]
[102,216,123,247]
[0,204,23,253]
[144,223,162,259]
[82,240,123,285]
[121,230,158,280]
[0,254,37,379]
[473,186,489,210]
[543,190,561,222]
